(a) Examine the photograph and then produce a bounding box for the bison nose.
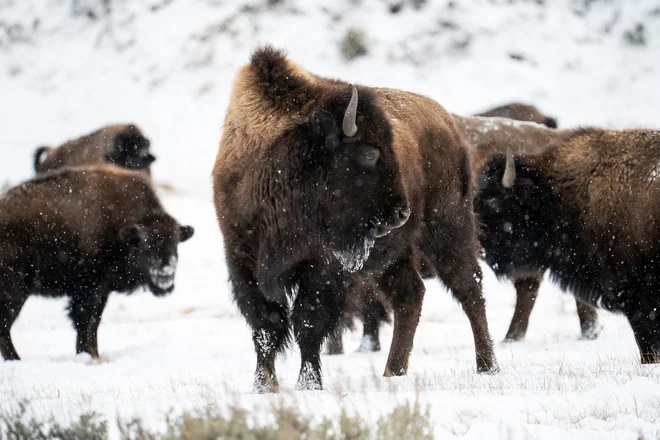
[397,204,411,224]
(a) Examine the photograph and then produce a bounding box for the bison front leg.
[291,261,347,391]
[232,266,290,394]
[626,308,660,364]
[0,296,28,361]
[380,257,425,377]
[358,292,388,353]
[325,328,344,355]
[504,274,541,342]
[68,290,110,359]
[576,299,602,340]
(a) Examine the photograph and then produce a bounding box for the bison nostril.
[398,205,411,223]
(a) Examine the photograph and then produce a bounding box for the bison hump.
[248,45,313,113]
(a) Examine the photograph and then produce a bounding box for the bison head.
[474,148,558,278]
[298,87,410,271]
[107,125,156,171]
[119,215,194,295]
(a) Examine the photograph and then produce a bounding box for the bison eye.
[357,146,380,168]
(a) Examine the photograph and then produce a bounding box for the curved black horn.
[502,144,516,188]
[342,87,358,137]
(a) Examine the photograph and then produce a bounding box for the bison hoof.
[356,336,381,353]
[253,369,280,393]
[579,322,603,340]
[383,365,406,377]
[296,379,322,391]
[640,352,660,364]
[477,357,500,374]
[296,362,322,391]
[88,355,109,365]
[253,380,280,394]
[502,333,525,343]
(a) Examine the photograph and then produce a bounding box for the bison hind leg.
[0,295,28,361]
[68,290,111,360]
[325,327,345,355]
[504,274,541,342]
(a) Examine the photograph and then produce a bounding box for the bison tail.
[544,117,558,129]
[33,146,52,172]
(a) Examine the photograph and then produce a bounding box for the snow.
[1,0,660,438]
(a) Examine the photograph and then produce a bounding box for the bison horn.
[502,144,516,188]
[342,87,358,137]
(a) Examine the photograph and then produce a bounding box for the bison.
[335,116,601,355]
[213,46,498,392]
[454,115,600,342]
[0,166,194,361]
[475,128,660,363]
[474,102,558,129]
[34,124,155,175]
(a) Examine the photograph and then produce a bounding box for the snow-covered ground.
[1,0,660,438]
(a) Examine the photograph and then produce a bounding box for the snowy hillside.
[1,0,660,438]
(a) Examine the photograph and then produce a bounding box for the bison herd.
[2,46,659,393]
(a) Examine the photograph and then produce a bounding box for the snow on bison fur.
[0,166,193,361]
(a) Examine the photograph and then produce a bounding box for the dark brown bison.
[34,124,155,175]
[474,102,558,128]
[475,128,660,363]
[213,46,497,392]
[0,166,194,361]
[337,116,601,355]
[454,115,600,342]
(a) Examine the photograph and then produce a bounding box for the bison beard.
[475,129,660,364]
[213,46,498,392]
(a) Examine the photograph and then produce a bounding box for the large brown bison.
[474,102,558,128]
[213,46,498,392]
[34,124,155,174]
[0,166,194,361]
[336,116,601,356]
[475,128,660,363]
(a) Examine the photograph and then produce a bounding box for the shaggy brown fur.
[474,102,558,128]
[476,128,660,363]
[213,46,497,392]
[34,124,155,175]
[0,166,193,361]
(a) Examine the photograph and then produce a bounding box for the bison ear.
[309,110,340,151]
[119,225,147,245]
[179,225,194,242]
[144,153,157,164]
